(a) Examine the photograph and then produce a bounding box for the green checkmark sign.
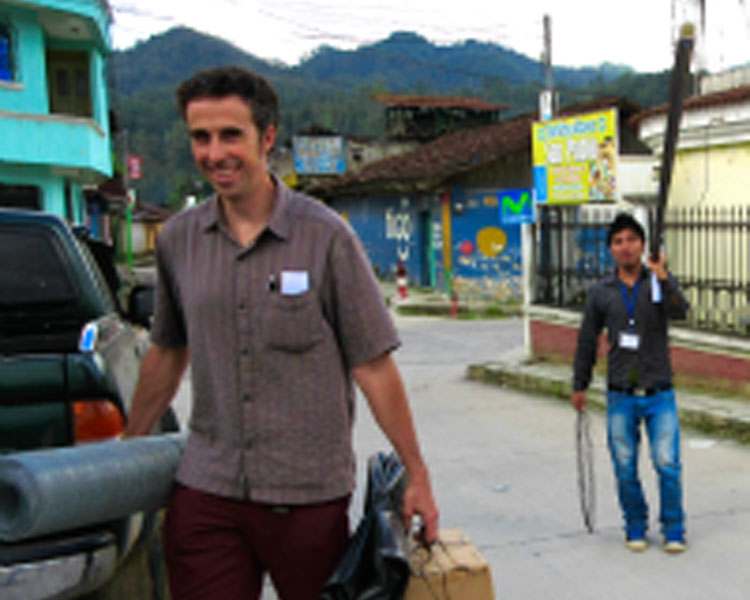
[502,191,530,215]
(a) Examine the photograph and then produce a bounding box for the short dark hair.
[607,212,645,246]
[176,66,279,133]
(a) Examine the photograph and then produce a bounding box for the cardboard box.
[404,528,495,600]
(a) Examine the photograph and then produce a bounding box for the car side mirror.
[128,284,155,328]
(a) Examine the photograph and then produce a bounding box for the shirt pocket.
[264,291,325,353]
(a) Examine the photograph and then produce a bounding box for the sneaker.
[625,524,648,552]
[625,537,648,552]
[664,538,687,554]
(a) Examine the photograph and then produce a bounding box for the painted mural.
[446,190,522,301]
[331,188,522,301]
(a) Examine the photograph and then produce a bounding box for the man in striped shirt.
[124,66,439,600]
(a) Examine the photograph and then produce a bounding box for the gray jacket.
[573,266,689,392]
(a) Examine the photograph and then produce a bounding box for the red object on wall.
[460,240,474,255]
[396,260,408,301]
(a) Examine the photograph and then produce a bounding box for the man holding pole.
[571,213,688,553]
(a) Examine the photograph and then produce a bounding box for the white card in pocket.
[281,270,309,295]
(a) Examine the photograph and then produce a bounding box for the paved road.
[176,315,750,599]
[355,315,750,600]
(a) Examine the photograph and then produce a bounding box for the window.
[0,228,76,305]
[0,22,13,82]
[46,50,91,117]
[0,225,84,354]
[0,184,41,210]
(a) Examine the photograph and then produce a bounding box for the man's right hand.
[571,390,586,412]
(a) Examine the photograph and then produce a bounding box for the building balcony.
[0,109,111,179]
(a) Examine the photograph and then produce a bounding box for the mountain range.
[108,27,671,207]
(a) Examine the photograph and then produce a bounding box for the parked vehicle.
[0,208,174,599]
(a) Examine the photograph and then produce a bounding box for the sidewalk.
[381,280,521,318]
[467,348,750,444]
[382,280,750,444]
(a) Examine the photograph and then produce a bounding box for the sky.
[109,0,750,74]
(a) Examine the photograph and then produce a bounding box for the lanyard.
[618,279,640,330]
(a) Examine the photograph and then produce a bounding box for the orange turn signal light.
[73,400,125,442]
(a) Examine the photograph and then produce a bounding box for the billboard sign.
[532,108,618,204]
[293,136,346,175]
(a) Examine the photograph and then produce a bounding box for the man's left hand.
[647,251,668,281]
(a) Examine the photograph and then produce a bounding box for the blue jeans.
[606,388,684,539]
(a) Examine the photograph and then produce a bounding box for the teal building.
[0,0,112,223]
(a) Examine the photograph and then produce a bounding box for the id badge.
[619,331,640,350]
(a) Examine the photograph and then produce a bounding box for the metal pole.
[651,24,695,261]
[126,197,134,270]
[122,130,135,270]
[523,14,554,358]
[543,14,553,93]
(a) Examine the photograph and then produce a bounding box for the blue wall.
[331,186,523,301]
[336,195,433,284]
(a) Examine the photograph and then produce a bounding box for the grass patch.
[396,301,522,319]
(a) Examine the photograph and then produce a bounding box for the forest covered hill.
[109,27,671,207]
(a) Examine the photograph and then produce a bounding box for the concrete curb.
[467,354,750,444]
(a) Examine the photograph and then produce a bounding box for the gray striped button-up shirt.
[151,179,400,504]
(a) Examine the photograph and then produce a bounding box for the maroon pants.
[163,484,350,600]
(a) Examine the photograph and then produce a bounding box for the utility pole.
[523,14,554,359]
[543,14,553,94]
[121,129,134,271]
[538,14,554,122]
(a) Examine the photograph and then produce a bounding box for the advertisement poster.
[293,136,346,175]
[532,108,618,204]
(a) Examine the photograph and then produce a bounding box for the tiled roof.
[372,94,509,111]
[316,114,533,195]
[629,85,750,127]
[316,96,638,196]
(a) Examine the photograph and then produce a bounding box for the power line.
[110,0,542,56]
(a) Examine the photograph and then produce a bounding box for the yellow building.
[634,75,750,208]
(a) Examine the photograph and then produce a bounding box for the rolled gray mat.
[0,433,187,542]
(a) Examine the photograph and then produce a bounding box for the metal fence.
[534,204,618,309]
[665,205,750,334]
[534,204,750,336]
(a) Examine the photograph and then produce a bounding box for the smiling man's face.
[186,95,276,203]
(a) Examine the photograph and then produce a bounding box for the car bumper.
[0,530,117,600]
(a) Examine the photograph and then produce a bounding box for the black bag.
[321,452,411,600]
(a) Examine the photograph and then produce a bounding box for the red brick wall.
[531,319,750,389]
[670,346,750,386]
[531,320,608,361]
